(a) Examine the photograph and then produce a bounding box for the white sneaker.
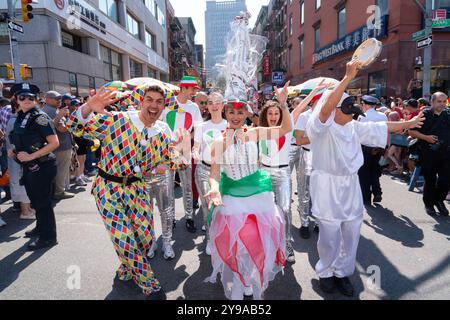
[205,240,212,255]
[81,175,91,183]
[201,225,206,232]
[75,177,87,186]
[0,217,6,227]
[162,240,175,260]
[147,241,157,259]
[244,286,253,297]
[286,241,295,263]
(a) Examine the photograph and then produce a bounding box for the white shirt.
[359,108,388,123]
[194,119,228,164]
[306,110,388,176]
[295,109,313,149]
[160,100,202,133]
[306,110,388,222]
[259,131,293,166]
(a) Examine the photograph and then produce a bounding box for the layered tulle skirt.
[205,170,286,300]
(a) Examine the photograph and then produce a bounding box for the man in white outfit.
[306,60,424,296]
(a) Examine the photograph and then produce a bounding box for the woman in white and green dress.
[204,83,292,300]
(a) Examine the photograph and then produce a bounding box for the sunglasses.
[199,101,208,106]
[18,95,36,102]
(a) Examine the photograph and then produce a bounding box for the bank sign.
[313,15,389,65]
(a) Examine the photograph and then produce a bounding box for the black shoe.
[300,226,310,239]
[319,277,336,293]
[435,202,449,216]
[425,206,438,216]
[27,238,58,251]
[334,276,354,297]
[186,219,197,233]
[373,194,382,203]
[193,200,199,209]
[24,227,39,238]
[313,224,319,233]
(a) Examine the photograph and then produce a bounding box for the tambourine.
[352,38,382,68]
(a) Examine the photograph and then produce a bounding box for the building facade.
[0,0,169,95]
[205,0,247,81]
[260,0,450,98]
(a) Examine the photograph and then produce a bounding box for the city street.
[1,174,449,300]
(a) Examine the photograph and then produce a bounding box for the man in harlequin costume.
[67,82,186,298]
[160,76,203,233]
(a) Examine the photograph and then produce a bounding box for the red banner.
[263,55,271,76]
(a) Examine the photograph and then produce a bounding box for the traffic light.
[20,64,29,80]
[5,63,14,80]
[21,0,34,23]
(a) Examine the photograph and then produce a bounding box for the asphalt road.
[0,174,449,300]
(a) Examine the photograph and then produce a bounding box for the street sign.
[433,19,450,28]
[7,21,23,33]
[417,36,433,49]
[412,29,427,41]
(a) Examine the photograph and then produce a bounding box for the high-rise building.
[205,0,247,81]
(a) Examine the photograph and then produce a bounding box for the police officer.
[357,95,388,204]
[9,83,60,250]
[410,92,450,216]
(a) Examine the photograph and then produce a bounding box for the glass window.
[145,30,154,49]
[101,45,122,81]
[299,37,304,68]
[338,7,346,39]
[61,30,82,53]
[368,70,387,97]
[300,1,304,25]
[289,14,293,35]
[144,0,155,16]
[314,25,320,51]
[161,41,165,58]
[130,59,142,78]
[126,12,141,39]
[99,0,118,22]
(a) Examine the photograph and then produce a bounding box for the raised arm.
[251,81,293,141]
[320,60,363,123]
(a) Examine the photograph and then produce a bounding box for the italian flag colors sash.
[166,111,193,132]
[207,169,273,226]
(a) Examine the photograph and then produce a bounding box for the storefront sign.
[272,71,284,84]
[68,0,106,35]
[433,9,447,21]
[313,15,389,65]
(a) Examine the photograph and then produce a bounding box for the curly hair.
[259,100,283,127]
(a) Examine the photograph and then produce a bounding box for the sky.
[169,0,270,46]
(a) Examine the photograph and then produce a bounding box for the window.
[88,76,95,89]
[299,36,304,68]
[61,30,83,53]
[99,0,118,22]
[161,41,165,59]
[368,70,387,97]
[148,67,157,79]
[130,59,142,78]
[289,14,293,35]
[316,0,321,10]
[126,12,141,39]
[338,7,346,39]
[314,25,321,51]
[101,45,122,81]
[300,1,304,25]
[69,73,78,96]
[145,30,155,50]
[144,0,155,16]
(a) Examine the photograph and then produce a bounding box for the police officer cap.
[61,93,74,101]
[361,95,379,105]
[10,83,40,97]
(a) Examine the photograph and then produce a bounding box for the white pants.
[315,215,363,279]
